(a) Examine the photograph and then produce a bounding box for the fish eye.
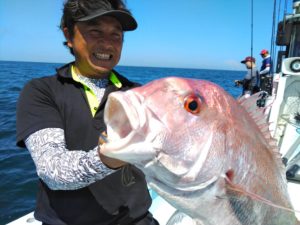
[184,94,202,114]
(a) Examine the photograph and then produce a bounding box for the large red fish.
[101,77,299,225]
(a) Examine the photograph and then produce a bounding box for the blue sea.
[0,60,243,224]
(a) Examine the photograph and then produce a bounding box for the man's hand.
[234,80,242,87]
[98,151,127,169]
[98,132,127,169]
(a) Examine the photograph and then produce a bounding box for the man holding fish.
[16,0,158,224]
[16,0,300,224]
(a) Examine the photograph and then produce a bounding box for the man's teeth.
[94,53,112,60]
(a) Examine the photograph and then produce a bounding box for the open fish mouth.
[101,91,156,163]
[104,91,141,146]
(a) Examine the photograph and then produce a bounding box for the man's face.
[66,16,124,78]
[245,61,253,68]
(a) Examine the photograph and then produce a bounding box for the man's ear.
[63,27,73,48]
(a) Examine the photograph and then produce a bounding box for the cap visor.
[77,10,137,31]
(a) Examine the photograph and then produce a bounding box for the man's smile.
[93,52,112,60]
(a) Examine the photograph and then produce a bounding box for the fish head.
[101,77,239,194]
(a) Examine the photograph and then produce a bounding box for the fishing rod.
[270,0,277,68]
[251,0,254,60]
[250,0,254,77]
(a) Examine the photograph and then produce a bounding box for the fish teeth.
[94,53,111,60]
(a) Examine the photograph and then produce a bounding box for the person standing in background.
[235,56,260,96]
[259,49,273,95]
[16,0,158,224]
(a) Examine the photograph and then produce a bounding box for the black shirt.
[16,63,152,225]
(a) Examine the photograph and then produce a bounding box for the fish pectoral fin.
[222,172,299,214]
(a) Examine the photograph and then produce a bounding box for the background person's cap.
[241,56,256,64]
[260,49,268,55]
[74,2,137,31]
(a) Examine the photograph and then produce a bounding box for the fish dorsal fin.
[237,92,286,177]
[222,172,299,214]
[237,92,276,146]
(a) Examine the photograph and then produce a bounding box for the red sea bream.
[100,77,300,225]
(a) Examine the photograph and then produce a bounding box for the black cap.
[65,0,137,31]
[76,9,137,31]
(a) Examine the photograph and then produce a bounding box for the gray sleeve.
[25,128,114,190]
[244,70,252,80]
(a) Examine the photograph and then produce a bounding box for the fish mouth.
[104,91,141,143]
[101,91,155,162]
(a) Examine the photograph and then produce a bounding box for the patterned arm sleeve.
[25,128,114,190]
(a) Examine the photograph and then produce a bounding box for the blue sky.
[0,0,293,70]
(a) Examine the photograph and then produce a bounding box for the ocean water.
[0,60,243,224]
